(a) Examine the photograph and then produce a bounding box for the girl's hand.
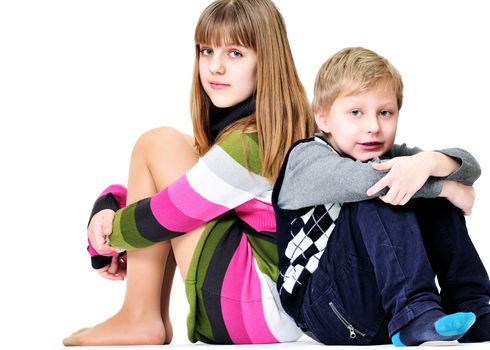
[440,180,475,215]
[88,209,119,255]
[96,253,127,281]
[367,154,430,205]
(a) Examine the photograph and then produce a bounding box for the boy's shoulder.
[286,132,338,164]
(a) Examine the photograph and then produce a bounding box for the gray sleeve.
[437,148,481,185]
[278,142,441,210]
[391,144,481,185]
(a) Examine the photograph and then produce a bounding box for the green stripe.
[218,132,262,175]
[185,213,235,343]
[247,234,279,281]
[109,204,153,249]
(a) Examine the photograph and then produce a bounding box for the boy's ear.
[314,111,330,133]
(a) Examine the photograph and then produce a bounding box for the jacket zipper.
[328,302,366,339]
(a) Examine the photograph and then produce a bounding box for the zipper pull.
[348,325,356,339]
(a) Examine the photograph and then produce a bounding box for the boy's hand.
[96,253,127,281]
[440,180,475,215]
[367,154,431,205]
[88,209,119,255]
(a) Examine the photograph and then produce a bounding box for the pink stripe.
[235,199,276,232]
[221,235,277,344]
[100,184,127,208]
[150,188,206,232]
[168,176,230,221]
[87,239,118,257]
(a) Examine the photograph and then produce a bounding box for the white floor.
[51,340,489,350]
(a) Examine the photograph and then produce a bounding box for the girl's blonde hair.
[191,0,314,181]
[312,47,404,114]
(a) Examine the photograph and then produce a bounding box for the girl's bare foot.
[163,316,173,344]
[63,311,165,346]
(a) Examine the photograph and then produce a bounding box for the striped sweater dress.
[87,131,302,344]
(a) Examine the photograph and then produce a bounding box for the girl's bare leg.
[160,249,176,344]
[63,127,198,346]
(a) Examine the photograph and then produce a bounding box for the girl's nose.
[209,54,225,74]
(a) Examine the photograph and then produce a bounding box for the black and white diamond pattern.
[280,202,341,295]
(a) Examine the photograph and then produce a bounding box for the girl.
[63,0,314,346]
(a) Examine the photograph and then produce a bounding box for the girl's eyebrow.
[199,43,247,49]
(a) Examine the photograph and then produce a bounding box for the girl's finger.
[108,256,118,274]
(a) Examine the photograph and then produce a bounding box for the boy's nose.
[366,115,380,133]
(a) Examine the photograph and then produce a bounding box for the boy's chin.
[355,152,383,162]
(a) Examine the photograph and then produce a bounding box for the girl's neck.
[209,95,256,142]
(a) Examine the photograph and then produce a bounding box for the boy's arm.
[278,141,480,210]
[277,140,442,210]
[440,180,475,215]
[367,145,481,206]
[389,144,481,185]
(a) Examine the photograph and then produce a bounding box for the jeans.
[298,198,490,345]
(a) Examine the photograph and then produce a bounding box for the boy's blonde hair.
[191,0,314,181]
[312,47,404,114]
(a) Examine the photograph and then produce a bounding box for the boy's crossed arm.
[368,151,477,214]
[278,139,480,215]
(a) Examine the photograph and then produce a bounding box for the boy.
[272,47,490,346]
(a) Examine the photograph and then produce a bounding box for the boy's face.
[316,85,399,162]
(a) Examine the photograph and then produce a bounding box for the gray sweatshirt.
[278,133,481,210]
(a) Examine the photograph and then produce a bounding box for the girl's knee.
[134,127,183,152]
[131,127,196,161]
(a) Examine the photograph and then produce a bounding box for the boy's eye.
[229,50,242,58]
[380,110,392,118]
[200,48,213,56]
[351,110,361,117]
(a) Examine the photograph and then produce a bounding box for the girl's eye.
[351,110,361,117]
[380,110,392,118]
[229,50,242,58]
[200,48,213,56]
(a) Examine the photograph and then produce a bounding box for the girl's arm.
[91,133,271,252]
[86,185,127,269]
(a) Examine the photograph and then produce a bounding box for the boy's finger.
[381,187,397,204]
[400,193,411,206]
[372,160,393,171]
[367,178,387,196]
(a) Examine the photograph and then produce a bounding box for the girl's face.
[316,86,399,162]
[199,44,257,108]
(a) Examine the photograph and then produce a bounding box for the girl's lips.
[210,82,230,90]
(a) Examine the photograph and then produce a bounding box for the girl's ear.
[314,111,330,133]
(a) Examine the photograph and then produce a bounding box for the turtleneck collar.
[209,95,256,143]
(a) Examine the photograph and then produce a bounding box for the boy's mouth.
[359,142,383,146]
[358,141,384,151]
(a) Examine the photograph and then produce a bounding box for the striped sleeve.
[108,132,272,250]
[86,184,127,269]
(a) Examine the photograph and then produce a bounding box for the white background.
[0,1,489,348]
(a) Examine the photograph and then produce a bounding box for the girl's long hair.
[191,0,314,181]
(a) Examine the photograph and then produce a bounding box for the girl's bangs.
[195,6,255,48]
